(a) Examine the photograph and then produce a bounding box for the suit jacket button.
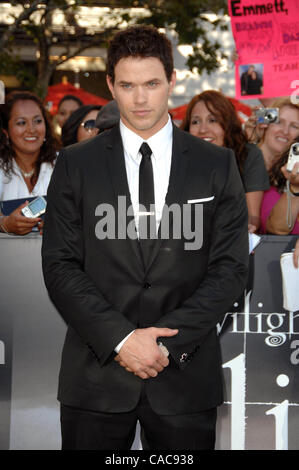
[180,353,188,363]
[143,282,152,289]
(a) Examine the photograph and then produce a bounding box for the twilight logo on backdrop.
[218,292,298,450]
[217,291,299,362]
[223,352,290,450]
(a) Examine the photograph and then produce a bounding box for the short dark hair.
[107,24,174,83]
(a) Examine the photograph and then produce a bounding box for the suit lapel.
[145,125,190,273]
[105,126,144,270]
[164,125,189,208]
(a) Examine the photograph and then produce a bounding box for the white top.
[116,117,173,353]
[0,159,54,201]
[120,116,173,236]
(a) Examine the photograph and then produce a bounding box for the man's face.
[107,56,176,139]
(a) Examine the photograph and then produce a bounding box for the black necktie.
[139,142,156,265]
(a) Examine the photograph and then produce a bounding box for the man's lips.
[132,110,151,117]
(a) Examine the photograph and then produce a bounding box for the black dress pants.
[60,387,217,450]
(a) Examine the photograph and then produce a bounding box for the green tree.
[0,0,228,98]
[131,0,228,74]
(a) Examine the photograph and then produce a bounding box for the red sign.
[228,0,299,99]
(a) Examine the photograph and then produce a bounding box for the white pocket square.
[188,196,214,203]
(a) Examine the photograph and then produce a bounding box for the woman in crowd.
[260,140,299,235]
[56,94,83,131]
[258,98,299,171]
[0,90,59,235]
[245,98,299,158]
[180,90,269,232]
[61,104,102,147]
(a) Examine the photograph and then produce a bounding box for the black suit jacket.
[42,124,248,415]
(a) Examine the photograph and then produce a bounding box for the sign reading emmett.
[228,0,299,100]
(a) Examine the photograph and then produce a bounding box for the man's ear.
[168,70,176,96]
[106,75,115,99]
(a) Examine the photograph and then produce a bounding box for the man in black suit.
[42,25,248,450]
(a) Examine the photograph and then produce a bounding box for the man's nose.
[133,86,147,104]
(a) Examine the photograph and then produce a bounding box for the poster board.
[228,0,299,101]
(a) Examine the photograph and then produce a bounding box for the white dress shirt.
[115,116,173,353]
[120,116,173,236]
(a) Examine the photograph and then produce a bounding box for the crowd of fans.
[0,87,298,266]
[180,90,269,233]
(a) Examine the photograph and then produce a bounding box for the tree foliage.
[0,0,229,97]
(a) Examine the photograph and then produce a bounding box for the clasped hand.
[115,327,178,379]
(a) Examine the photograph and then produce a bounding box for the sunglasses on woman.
[80,119,96,131]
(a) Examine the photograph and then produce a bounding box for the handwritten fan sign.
[228,0,299,100]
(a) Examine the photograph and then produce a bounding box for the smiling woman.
[180,90,270,232]
[258,98,299,171]
[260,138,299,234]
[0,91,59,235]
